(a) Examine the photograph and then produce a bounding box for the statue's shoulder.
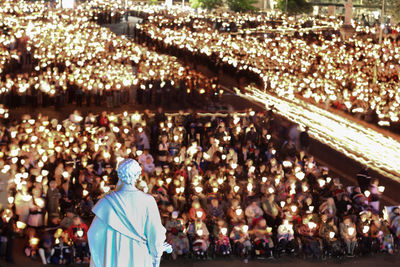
[136,190,155,200]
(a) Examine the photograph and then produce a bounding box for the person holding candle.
[368,179,381,212]
[50,230,73,265]
[187,219,210,259]
[297,216,323,259]
[370,214,394,254]
[277,219,296,255]
[250,218,274,259]
[340,216,357,257]
[230,224,252,259]
[319,218,342,257]
[165,211,189,258]
[67,216,89,264]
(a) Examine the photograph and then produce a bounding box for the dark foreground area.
[1,236,400,267]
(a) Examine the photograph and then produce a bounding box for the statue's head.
[117,158,142,185]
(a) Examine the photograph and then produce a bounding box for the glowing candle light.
[196,211,203,219]
[291,205,297,213]
[17,221,27,230]
[221,227,227,235]
[30,237,40,246]
[77,229,84,238]
[348,227,355,236]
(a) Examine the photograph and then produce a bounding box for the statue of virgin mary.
[88,158,168,267]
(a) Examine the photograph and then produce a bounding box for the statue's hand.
[163,242,173,253]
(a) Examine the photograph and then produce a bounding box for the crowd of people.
[1,1,400,129]
[1,107,399,264]
[0,1,221,110]
[0,1,400,265]
[125,4,400,130]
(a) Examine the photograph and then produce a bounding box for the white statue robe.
[88,184,166,267]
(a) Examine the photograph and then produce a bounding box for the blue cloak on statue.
[88,183,166,267]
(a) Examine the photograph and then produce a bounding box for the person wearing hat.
[88,158,170,267]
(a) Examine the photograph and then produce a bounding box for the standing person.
[46,180,61,221]
[369,179,381,212]
[88,158,170,267]
[357,167,371,193]
[299,126,310,152]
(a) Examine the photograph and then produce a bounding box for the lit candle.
[348,227,355,235]
[291,205,297,213]
[30,237,40,246]
[196,211,203,219]
[16,221,27,230]
[221,227,227,235]
[77,229,84,238]
[236,208,243,216]
[329,231,335,239]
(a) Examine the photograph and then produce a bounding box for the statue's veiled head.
[117,158,142,185]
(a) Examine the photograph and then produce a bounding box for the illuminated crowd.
[126,4,400,128]
[0,1,220,109]
[0,0,400,264]
[1,108,399,264]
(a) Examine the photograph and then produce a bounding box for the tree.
[277,0,312,15]
[189,0,223,10]
[226,0,259,12]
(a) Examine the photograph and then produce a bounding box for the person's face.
[49,181,56,189]
[73,217,80,225]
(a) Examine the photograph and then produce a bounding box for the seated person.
[339,216,357,256]
[370,214,394,254]
[67,216,90,263]
[230,224,252,257]
[165,211,189,258]
[277,219,296,253]
[207,198,224,222]
[356,211,372,255]
[189,201,206,222]
[187,220,210,256]
[215,224,231,255]
[250,218,274,258]
[389,207,400,244]
[60,208,75,230]
[297,217,322,258]
[319,218,342,256]
[36,232,53,264]
[227,199,246,226]
[245,200,264,226]
[50,230,73,265]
